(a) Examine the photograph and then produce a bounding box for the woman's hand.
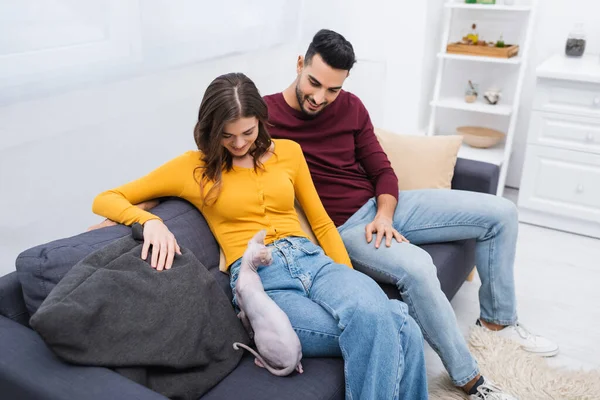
[141,219,182,271]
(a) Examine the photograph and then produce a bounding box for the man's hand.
[87,199,160,231]
[136,199,160,211]
[365,215,409,249]
[87,219,118,231]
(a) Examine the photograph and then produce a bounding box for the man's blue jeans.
[229,237,428,400]
[338,189,519,387]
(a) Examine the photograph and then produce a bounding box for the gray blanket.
[30,227,249,400]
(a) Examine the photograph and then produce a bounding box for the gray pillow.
[16,198,222,315]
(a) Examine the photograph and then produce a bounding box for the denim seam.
[393,311,408,400]
[488,226,498,322]
[479,316,517,326]
[339,345,353,400]
[283,246,311,295]
[293,327,340,340]
[313,299,345,330]
[400,221,491,236]
[311,295,349,396]
[348,257,399,286]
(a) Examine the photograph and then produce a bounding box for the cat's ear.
[251,229,267,245]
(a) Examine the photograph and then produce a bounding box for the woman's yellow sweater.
[92,139,351,270]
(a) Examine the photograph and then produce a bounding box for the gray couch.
[0,158,499,400]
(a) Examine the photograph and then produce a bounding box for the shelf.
[457,142,506,166]
[438,52,522,64]
[444,3,532,11]
[431,97,513,116]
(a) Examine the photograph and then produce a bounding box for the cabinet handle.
[576,184,584,193]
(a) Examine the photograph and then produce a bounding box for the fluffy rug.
[429,326,600,399]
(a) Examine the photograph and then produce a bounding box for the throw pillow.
[375,128,462,190]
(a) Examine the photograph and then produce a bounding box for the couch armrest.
[0,316,167,400]
[451,158,500,195]
[0,272,30,328]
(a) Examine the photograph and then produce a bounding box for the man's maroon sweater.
[264,91,398,227]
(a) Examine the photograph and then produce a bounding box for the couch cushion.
[0,316,168,400]
[201,354,344,400]
[16,198,221,315]
[0,272,30,328]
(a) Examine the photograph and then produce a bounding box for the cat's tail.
[232,342,297,377]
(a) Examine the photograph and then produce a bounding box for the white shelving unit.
[437,52,523,64]
[428,0,538,196]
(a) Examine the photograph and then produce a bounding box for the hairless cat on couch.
[232,230,303,376]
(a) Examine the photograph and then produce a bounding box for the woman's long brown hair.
[193,73,272,205]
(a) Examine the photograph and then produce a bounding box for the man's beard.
[295,83,325,118]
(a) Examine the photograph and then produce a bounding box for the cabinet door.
[534,79,600,119]
[519,145,600,223]
[529,112,600,155]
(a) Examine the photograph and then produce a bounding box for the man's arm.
[365,194,409,248]
[352,97,408,248]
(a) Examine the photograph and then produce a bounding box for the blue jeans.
[229,237,427,400]
[338,189,518,387]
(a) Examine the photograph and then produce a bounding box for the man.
[264,28,559,399]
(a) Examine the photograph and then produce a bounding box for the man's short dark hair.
[305,29,356,71]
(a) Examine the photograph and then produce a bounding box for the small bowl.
[457,126,506,148]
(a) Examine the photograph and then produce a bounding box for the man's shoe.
[469,378,517,400]
[477,319,559,357]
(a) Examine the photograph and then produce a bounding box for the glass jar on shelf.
[565,23,586,57]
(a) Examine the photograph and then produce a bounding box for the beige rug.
[429,326,600,400]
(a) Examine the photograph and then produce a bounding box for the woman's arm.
[92,153,193,225]
[92,152,197,270]
[292,146,352,268]
[87,200,160,231]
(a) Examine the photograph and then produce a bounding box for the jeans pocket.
[297,240,322,255]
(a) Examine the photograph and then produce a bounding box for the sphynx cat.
[232,230,303,376]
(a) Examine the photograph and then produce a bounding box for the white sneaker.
[478,319,559,357]
[469,379,517,400]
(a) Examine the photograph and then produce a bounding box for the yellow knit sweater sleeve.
[291,143,352,268]
[92,152,196,225]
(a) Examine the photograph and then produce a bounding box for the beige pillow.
[375,128,462,191]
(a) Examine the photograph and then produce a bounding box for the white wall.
[505,1,600,187]
[299,0,440,134]
[0,1,301,276]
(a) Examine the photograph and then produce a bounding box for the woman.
[92,73,427,399]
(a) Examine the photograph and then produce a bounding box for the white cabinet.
[518,54,600,238]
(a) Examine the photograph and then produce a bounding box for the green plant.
[496,34,505,48]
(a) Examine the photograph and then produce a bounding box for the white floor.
[425,188,600,381]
